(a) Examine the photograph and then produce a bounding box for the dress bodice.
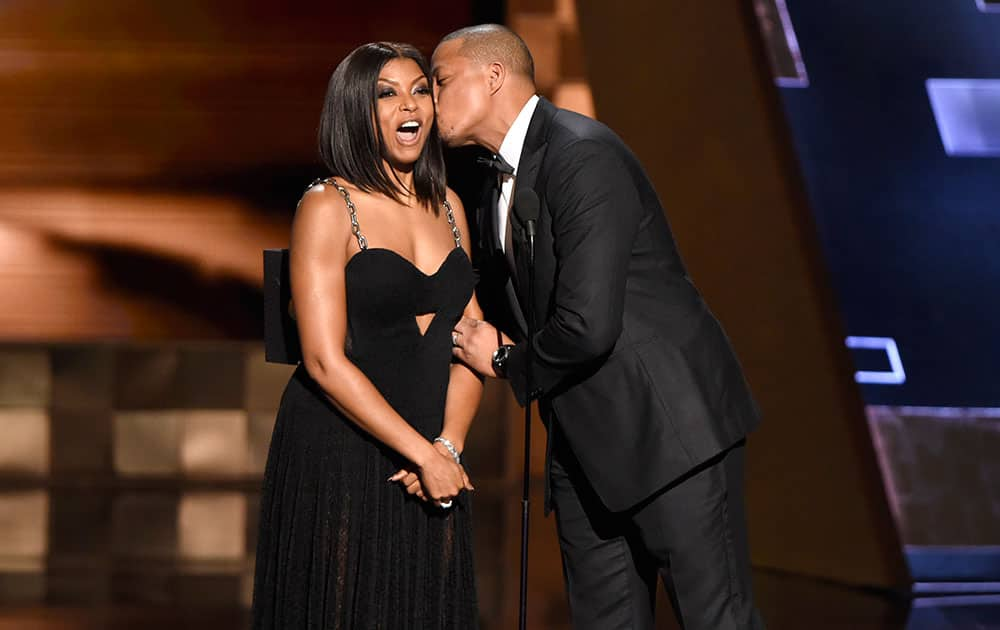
[322,179,476,436]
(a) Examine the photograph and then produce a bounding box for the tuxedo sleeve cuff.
[505,341,532,407]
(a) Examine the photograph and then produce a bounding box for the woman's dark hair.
[318,42,446,210]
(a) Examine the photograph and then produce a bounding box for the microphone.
[513,188,540,239]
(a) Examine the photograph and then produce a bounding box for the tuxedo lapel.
[479,176,498,252]
[477,165,529,338]
[509,98,553,314]
[477,98,556,340]
[505,279,528,337]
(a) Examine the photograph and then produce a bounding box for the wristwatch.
[491,344,514,378]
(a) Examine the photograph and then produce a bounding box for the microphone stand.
[519,218,536,630]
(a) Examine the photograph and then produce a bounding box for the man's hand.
[451,317,511,378]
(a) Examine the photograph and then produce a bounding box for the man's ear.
[487,61,506,95]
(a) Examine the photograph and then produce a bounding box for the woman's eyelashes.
[377,83,431,99]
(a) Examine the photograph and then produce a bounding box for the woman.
[251,42,482,629]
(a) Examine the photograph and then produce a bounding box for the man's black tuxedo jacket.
[474,97,760,512]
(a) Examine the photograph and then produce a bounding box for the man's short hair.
[440,24,535,82]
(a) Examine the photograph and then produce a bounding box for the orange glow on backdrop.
[0,1,471,340]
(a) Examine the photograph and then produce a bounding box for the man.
[434,24,766,630]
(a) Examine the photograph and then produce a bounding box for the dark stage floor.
[1,573,998,629]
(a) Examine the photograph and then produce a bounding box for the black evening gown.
[251,181,479,629]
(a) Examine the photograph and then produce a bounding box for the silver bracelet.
[434,437,461,464]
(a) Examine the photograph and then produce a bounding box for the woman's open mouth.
[396,120,422,146]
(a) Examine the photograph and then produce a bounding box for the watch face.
[492,344,510,373]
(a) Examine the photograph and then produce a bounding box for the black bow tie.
[476,153,515,176]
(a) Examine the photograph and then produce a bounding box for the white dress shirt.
[496,94,540,252]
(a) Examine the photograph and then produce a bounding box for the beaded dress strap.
[443,199,462,249]
[320,177,368,251]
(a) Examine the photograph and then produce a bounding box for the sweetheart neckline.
[345,246,468,278]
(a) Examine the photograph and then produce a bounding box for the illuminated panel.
[977,0,1000,12]
[752,0,809,87]
[846,336,906,385]
[926,79,1000,156]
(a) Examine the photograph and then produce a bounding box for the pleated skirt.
[250,370,479,629]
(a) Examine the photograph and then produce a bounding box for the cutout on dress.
[415,312,436,337]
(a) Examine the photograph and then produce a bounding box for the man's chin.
[441,136,474,149]
[437,128,468,148]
